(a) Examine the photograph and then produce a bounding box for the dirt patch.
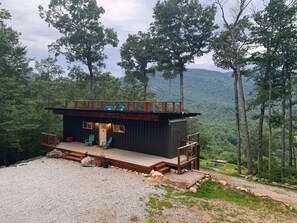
[150,170,206,189]
[210,171,297,209]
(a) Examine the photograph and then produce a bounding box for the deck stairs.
[154,162,171,175]
[63,151,85,162]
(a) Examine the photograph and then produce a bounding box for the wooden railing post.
[177,149,181,175]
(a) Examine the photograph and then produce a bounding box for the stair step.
[154,162,167,170]
[158,166,171,174]
[68,151,84,157]
[64,154,84,162]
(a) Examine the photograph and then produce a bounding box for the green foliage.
[148,69,254,161]
[39,0,118,99]
[118,31,156,100]
[151,0,217,105]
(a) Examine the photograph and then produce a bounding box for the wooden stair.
[154,162,171,175]
[63,151,85,162]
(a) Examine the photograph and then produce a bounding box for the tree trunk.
[257,101,265,177]
[268,69,273,180]
[237,66,253,175]
[288,75,293,167]
[180,68,184,111]
[281,93,286,183]
[87,63,94,100]
[143,82,148,101]
[143,71,149,101]
[280,67,286,183]
[234,72,241,174]
[293,146,296,169]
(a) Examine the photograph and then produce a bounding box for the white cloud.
[2,0,263,77]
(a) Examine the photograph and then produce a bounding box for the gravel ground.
[0,158,163,223]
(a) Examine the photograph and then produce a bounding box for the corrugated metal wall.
[168,119,187,158]
[63,115,185,158]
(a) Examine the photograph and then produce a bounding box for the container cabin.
[41,100,200,174]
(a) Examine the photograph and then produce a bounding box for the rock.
[246,175,253,180]
[46,149,63,158]
[252,176,259,181]
[81,156,96,167]
[151,171,163,177]
[254,192,265,197]
[218,180,227,187]
[189,186,197,193]
[170,168,177,173]
[142,173,150,177]
[149,170,155,175]
[236,187,249,193]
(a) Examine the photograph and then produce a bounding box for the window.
[113,124,125,133]
[82,121,93,130]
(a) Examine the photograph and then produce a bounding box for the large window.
[113,124,125,133]
[82,121,93,130]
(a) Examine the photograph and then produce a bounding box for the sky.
[1,0,263,77]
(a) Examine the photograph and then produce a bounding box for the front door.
[99,123,107,145]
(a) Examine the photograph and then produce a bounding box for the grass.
[183,180,297,214]
[200,159,248,175]
[145,181,297,222]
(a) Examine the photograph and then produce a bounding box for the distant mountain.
[148,68,254,121]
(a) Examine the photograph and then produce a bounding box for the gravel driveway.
[0,158,163,223]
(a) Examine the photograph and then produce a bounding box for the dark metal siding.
[168,119,187,158]
[63,115,186,158]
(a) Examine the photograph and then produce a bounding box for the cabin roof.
[46,107,200,122]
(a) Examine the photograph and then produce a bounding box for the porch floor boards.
[55,142,185,168]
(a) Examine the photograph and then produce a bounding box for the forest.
[0,0,296,184]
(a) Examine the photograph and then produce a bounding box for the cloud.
[2,0,262,77]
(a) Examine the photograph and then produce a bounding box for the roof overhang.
[46,108,200,122]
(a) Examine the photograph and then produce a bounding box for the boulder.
[189,186,197,193]
[236,186,249,193]
[46,149,63,158]
[151,171,163,177]
[81,156,96,167]
[218,180,227,187]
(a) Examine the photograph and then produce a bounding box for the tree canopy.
[39,0,118,100]
[150,0,217,109]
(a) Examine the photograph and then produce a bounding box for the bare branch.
[214,0,231,29]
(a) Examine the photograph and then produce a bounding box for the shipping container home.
[41,100,200,174]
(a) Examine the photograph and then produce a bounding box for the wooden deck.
[41,141,198,174]
[40,132,200,174]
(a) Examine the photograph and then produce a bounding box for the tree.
[39,0,118,100]
[150,0,217,109]
[250,0,297,180]
[118,31,156,101]
[0,5,32,165]
[34,56,64,131]
[212,0,253,175]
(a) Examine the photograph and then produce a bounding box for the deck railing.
[177,141,198,174]
[64,100,182,113]
[40,132,59,147]
[187,132,200,144]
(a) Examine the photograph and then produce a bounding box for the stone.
[46,149,63,158]
[142,173,150,177]
[189,186,197,193]
[149,169,155,175]
[81,156,96,167]
[151,171,163,177]
[218,180,227,187]
[252,176,259,181]
[236,187,249,193]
